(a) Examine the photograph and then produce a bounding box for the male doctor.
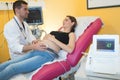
[4,0,46,59]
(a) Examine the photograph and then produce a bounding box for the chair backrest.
[67,18,103,67]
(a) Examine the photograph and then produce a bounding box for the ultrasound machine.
[86,35,120,80]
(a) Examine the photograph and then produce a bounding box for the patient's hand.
[32,40,39,44]
[33,42,47,51]
[43,34,54,40]
[43,34,55,41]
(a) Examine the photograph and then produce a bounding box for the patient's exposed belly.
[42,39,60,53]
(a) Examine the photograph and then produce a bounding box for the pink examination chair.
[32,18,103,80]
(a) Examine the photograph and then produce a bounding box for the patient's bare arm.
[42,34,50,40]
[46,33,76,53]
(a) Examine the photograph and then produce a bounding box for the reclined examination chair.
[31,17,103,80]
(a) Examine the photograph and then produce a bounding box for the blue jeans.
[0,50,56,80]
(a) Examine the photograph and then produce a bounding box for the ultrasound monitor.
[86,35,120,77]
[93,35,119,56]
[25,7,43,25]
[97,39,114,52]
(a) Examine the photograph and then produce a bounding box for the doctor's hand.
[32,40,40,44]
[23,41,46,52]
[32,42,47,51]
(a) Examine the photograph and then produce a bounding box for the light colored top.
[4,16,36,59]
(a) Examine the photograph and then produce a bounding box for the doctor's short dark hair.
[13,0,28,14]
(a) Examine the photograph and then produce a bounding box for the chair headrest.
[75,16,99,40]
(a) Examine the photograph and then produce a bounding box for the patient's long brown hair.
[67,15,77,32]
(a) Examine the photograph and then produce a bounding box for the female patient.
[0,15,77,80]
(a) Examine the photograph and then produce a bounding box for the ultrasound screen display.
[25,7,43,25]
[97,39,115,52]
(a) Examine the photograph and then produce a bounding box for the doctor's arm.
[4,24,46,54]
[22,23,47,52]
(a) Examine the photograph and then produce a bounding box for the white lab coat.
[4,16,36,59]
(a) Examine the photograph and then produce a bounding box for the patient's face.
[63,17,74,29]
